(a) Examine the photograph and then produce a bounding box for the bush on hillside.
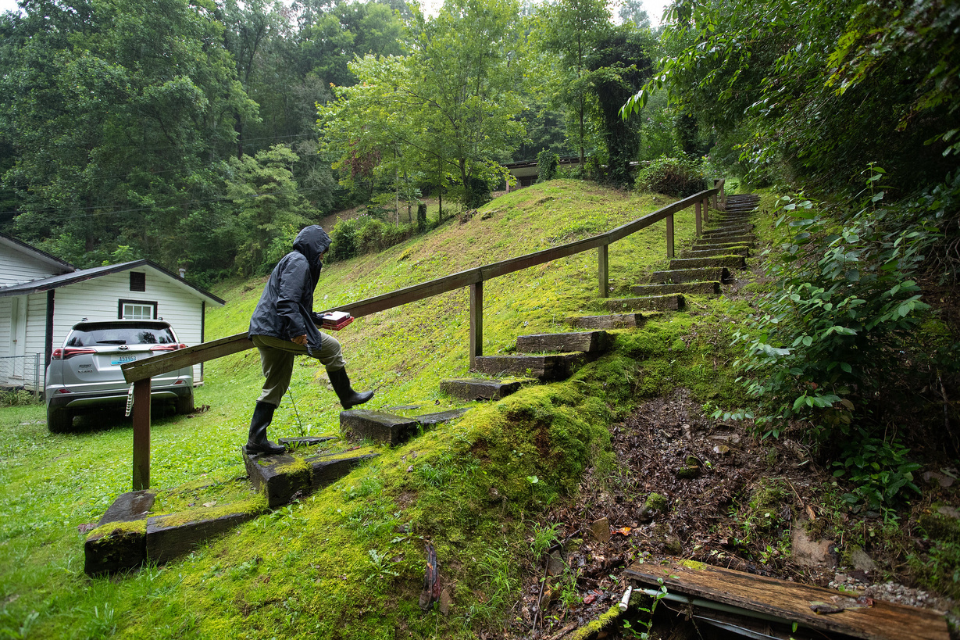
[634,156,707,197]
[536,150,560,182]
[327,215,416,262]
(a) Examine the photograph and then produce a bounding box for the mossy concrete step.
[516,331,612,354]
[680,246,750,258]
[440,378,533,401]
[244,444,379,505]
[340,408,469,445]
[703,224,754,235]
[85,491,269,575]
[692,240,754,251]
[146,510,260,565]
[670,256,746,270]
[650,267,728,284]
[692,235,755,247]
[701,229,757,241]
[565,313,653,329]
[341,410,419,446]
[474,353,586,381]
[603,294,684,312]
[631,281,720,296]
[415,408,470,426]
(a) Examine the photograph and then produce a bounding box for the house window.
[118,300,157,320]
[130,272,146,292]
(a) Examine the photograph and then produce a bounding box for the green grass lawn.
[0,180,753,639]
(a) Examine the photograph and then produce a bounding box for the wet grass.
[0,180,753,638]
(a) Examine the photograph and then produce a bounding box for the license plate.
[111,355,137,365]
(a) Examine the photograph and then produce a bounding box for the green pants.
[252,334,346,406]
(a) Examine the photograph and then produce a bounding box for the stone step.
[244,443,379,506]
[516,331,612,354]
[631,281,720,296]
[440,377,533,401]
[340,410,419,446]
[703,223,754,235]
[649,267,728,284]
[692,239,753,250]
[603,294,685,312]
[340,407,466,446]
[566,313,652,330]
[702,229,757,240]
[474,353,586,381]
[680,246,750,259]
[692,234,755,246]
[670,256,746,270]
[85,489,269,575]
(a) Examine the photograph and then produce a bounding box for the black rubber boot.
[328,367,374,409]
[245,401,285,456]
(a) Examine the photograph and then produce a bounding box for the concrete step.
[631,281,720,296]
[516,330,612,354]
[340,407,468,446]
[566,313,653,330]
[680,246,750,259]
[670,256,746,270]
[702,229,757,241]
[440,377,533,401]
[603,294,685,312]
[703,224,754,235]
[692,234,755,246]
[245,443,379,505]
[474,353,585,381]
[649,267,728,283]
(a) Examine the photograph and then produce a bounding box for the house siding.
[53,269,205,381]
[0,245,62,287]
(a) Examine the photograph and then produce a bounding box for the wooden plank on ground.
[624,559,948,640]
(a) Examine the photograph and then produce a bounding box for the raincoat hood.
[293,225,331,269]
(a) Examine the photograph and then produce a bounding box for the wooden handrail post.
[695,200,702,236]
[666,214,675,258]
[712,191,718,210]
[703,197,709,225]
[598,244,609,298]
[132,378,151,490]
[469,281,483,369]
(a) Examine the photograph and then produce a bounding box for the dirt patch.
[506,391,957,638]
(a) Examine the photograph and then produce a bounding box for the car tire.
[175,392,195,415]
[47,406,73,433]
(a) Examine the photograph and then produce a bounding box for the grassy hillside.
[0,180,753,638]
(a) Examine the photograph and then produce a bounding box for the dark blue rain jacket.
[248,226,332,355]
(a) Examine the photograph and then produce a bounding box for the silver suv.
[45,320,194,432]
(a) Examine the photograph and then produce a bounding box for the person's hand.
[292,335,307,346]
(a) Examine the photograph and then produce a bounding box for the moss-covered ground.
[0,180,759,638]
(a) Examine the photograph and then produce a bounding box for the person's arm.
[275,256,310,341]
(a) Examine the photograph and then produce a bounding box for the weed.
[364,549,399,583]
[530,522,561,560]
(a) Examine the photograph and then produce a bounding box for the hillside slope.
[0,180,755,638]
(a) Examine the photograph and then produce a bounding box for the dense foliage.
[634,156,706,197]
[0,0,661,278]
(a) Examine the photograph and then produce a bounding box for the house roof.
[0,232,77,273]
[0,259,226,306]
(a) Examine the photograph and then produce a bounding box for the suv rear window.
[65,323,177,347]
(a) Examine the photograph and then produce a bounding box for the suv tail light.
[149,343,186,352]
[52,347,97,360]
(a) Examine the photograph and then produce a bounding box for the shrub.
[328,215,416,262]
[536,150,560,182]
[634,156,707,197]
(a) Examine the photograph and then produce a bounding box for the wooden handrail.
[123,180,723,489]
[121,185,720,384]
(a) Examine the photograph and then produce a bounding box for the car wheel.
[47,406,74,433]
[175,392,195,415]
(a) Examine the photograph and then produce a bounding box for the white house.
[0,233,225,391]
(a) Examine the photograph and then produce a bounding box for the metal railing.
[121,181,725,489]
[0,353,43,400]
